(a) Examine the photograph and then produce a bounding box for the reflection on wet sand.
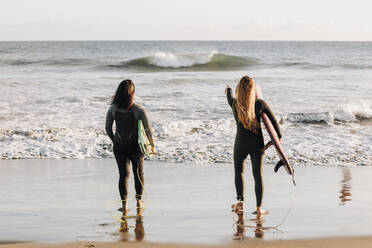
[119,208,145,242]
[253,216,264,238]
[134,215,145,241]
[232,204,265,240]
[339,168,352,205]
[233,206,245,240]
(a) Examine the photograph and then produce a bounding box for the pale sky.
[1,0,371,41]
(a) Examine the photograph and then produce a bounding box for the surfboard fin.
[292,175,296,186]
[274,160,284,173]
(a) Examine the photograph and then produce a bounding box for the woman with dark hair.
[225,76,282,215]
[105,79,154,213]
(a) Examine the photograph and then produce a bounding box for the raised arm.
[259,100,282,138]
[225,85,235,107]
[105,105,115,142]
[139,108,154,147]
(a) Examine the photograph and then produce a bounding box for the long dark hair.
[111,79,135,109]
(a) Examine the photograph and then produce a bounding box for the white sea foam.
[340,101,372,121]
[1,116,371,167]
[147,51,217,68]
[280,101,372,124]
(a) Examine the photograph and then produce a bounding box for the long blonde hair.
[235,76,260,132]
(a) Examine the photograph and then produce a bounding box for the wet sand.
[1,237,372,248]
[1,159,372,245]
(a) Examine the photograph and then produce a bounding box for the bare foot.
[231,201,244,214]
[118,200,128,212]
[137,199,144,208]
[118,207,129,212]
[252,207,268,216]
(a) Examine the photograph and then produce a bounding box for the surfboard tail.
[274,160,296,186]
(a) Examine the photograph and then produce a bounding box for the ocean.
[0,41,371,166]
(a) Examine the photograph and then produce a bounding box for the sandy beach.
[1,159,372,247]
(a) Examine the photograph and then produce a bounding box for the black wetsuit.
[105,103,154,201]
[226,88,281,206]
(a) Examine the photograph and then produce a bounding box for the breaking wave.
[109,52,258,70]
[2,55,371,71]
[280,102,372,124]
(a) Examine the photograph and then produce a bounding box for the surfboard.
[138,120,152,158]
[255,85,295,185]
[261,113,296,185]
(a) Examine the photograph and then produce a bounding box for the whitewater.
[0,41,371,166]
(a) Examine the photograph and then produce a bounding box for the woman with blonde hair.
[225,76,282,215]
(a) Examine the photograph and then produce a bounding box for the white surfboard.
[138,120,152,158]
